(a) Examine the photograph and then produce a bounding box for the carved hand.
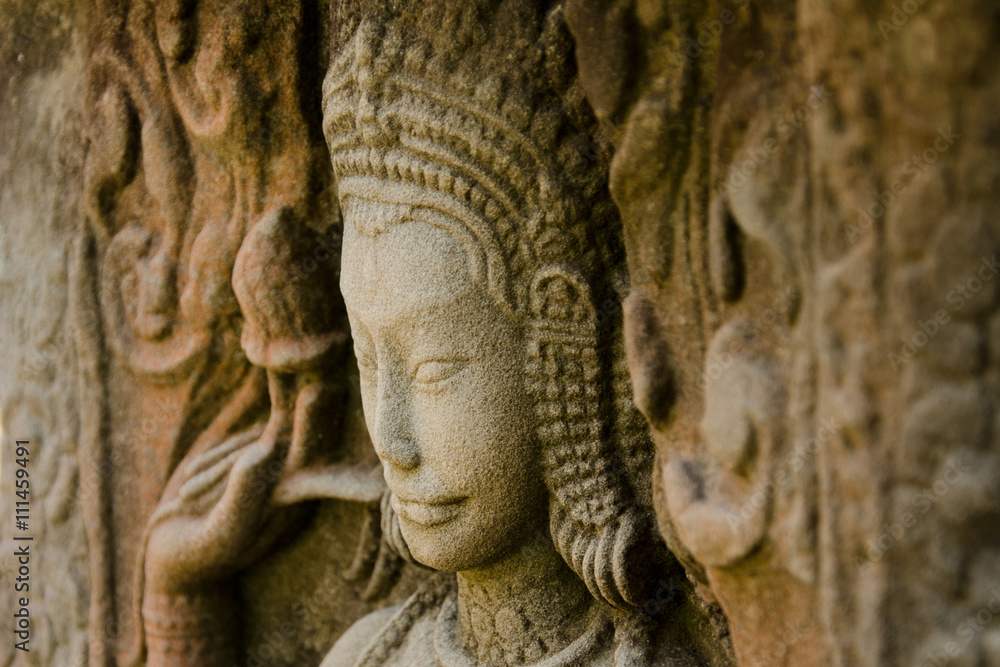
[144,426,301,596]
[139,370,307,666]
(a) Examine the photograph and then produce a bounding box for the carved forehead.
[339,185,515,311]
[340,198,484,327]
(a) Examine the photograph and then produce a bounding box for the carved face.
[340,198,548,571]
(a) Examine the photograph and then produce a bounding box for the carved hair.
[323,1,670,661]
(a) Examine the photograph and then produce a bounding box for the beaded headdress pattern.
[322,2,664,612]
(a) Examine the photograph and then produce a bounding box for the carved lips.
[391,493,467,527]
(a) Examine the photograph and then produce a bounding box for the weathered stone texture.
[570,1,1000,665]
[3,0,1000,666]
[0,1,91,665]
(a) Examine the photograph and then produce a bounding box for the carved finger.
[663,457,768,569]
[181,426,263,479]
[595,522,623,609]
[344,505,381,582]
[611,511,645,609]
[284,378,323,475]
[203,436,286,554]
[581,532,602,604]
[272,463,387,506]
[178,449,243,502]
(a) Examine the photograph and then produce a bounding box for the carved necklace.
[432,591,612,667]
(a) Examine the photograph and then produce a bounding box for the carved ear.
[529,264,597,326]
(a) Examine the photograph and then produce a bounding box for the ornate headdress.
[322,0,668,622]
[321,0,619,308]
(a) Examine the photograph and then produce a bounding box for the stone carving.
[79,1,420,665]
[319,2,731,665]
[6,0,1000,665]
[0,2,92,664]
[568,0,1000,665]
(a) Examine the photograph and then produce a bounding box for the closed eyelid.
[413,358,469,384]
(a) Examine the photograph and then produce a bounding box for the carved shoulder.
[321,605,403,667]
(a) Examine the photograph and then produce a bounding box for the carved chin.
[400,511,521,572]
[400,521,472,572]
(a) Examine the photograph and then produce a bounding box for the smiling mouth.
[392,495,467,527]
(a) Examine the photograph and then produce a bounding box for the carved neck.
[456,532,595,666]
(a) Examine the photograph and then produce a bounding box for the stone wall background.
[0,1,92,665]
[0,2,425,665]
[569,1,1000,665]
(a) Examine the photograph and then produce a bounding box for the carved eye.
[414,359,467,385]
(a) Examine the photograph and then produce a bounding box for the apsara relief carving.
[0,0,991,665]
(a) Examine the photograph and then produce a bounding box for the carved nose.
[374,434,421,471]
[373,389,421,471]
[135,239,178,340]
